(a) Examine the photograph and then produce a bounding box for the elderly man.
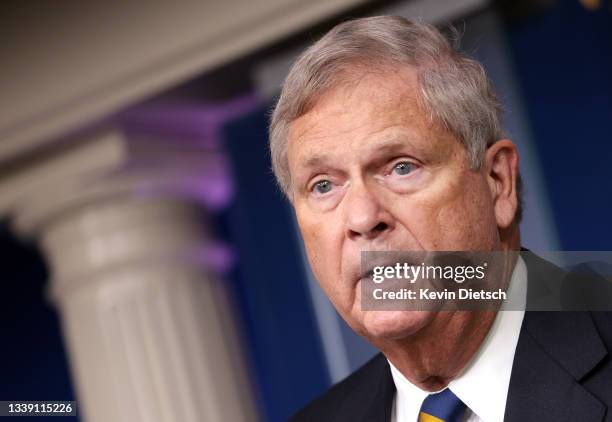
[269,16,612,422]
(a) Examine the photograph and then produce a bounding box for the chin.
[359,310,435,341]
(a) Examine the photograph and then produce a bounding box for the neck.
[381,309,497,391]
[382,225,522,391]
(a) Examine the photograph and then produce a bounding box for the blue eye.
[313,180,333,194]
[393,161,415,175]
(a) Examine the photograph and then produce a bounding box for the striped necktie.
[418,388,466,422]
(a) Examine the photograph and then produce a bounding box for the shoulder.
[290,353,393,422]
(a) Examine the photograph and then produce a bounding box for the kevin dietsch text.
[372,287,507,301]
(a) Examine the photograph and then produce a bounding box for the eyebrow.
[301,154,332,169]
[372,138,419,155]
[299,136,419,170]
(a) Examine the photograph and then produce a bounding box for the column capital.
[1,96,261,238]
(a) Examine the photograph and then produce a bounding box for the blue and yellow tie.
[418,389,466,422]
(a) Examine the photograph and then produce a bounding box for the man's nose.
[344,183,393,241]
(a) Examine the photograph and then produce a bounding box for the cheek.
[396,172,497,250]
[299,215,342,290]
[298,215,357,316]
[434,177,497,248]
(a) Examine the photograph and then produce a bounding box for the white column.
[3,128,258,422]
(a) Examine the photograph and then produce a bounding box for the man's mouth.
[356,257,420,284]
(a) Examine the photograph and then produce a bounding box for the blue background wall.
[506,0,612,250]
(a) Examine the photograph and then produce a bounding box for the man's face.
[287,67,501,342]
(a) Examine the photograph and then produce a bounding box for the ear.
[483,140,520,229]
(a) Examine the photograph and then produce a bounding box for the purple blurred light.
[116,93,263,210]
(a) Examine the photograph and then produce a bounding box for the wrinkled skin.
[287,66,520,390]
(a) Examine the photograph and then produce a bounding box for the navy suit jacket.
[291,253,612,421]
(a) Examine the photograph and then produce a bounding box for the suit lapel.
[332,353,395,422]
[505,310,607,422]
[505,252,609,421]
[361,356,395,422]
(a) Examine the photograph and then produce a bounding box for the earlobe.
[485,140,520,229]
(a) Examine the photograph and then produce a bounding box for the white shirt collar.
[389,256,527,422]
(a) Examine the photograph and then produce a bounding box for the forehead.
[291,68,420,130]
[287,67,438,161]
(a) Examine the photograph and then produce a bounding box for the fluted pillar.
[2,108,259,422]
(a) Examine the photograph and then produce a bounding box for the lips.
[349,263,378,288]
[354,254,421,285]
[360,266,376,282]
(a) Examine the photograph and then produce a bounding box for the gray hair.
[269,15,523,221]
